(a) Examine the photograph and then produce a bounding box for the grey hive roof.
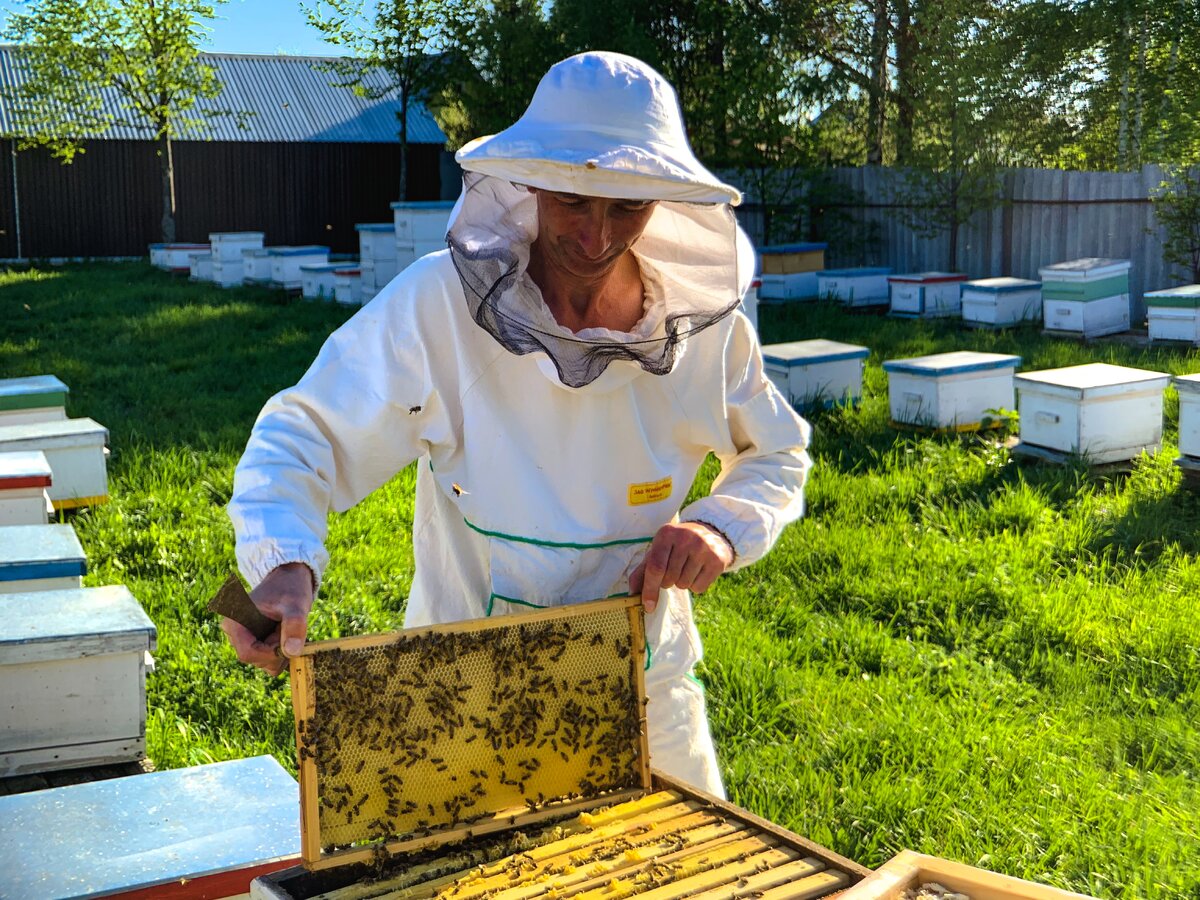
[0,46,446,144]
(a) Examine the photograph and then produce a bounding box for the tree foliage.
[1154,167,1200,284]
[3,0,228,242]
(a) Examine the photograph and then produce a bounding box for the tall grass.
[2,265,1198,896]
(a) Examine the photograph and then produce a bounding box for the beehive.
[359,223,399,262]
[190,251,215,282]
[0,524,86,594]
[213,255,247,287]
[0,374,68,426]
[253,598,869,899]
[759,242,827,275]
[0,417,109,508]
[270,247,333,290]
[211,231,266,261]
[1039,258,1131,337]
[1174,374,1200,459]
[759,273,819,303]
[815,268,891,307]
[0,585,155,775]
[335,268,364,306]
[762,340,869,410]
[157,242,211,272]
[887,272,967,318]
[244,247,276,284]
[303,263,349,300]
[883,351,1021,431]
[1146,284,1200,344]
[960,277,1042,328]
[0,450,53,526]
[838,851,1097,900]
[0,756,299,899]
[1013,363,1170,464]
[362,255,401,297]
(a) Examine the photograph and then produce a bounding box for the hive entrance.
[292,597,650,869]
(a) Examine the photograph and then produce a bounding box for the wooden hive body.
[960,278,1042,327]
[0,417,110,509]
[762,340,869,410]
[1146,284,1200,345]
[887,272,967,319]
[838,850,1097,900]
[883,351,1021,431]
[269,247,333,290]
[815,268,891,307]
[0,450,53,526]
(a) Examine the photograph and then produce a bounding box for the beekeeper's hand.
[220,562,314,677]
[630,522,734,613]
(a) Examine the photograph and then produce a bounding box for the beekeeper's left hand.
[629,522,734,613]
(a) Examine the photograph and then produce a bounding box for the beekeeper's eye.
[614,200,656,214]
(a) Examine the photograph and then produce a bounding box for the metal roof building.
[0,48,454,258]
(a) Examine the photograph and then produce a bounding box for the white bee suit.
[228,52,812,797]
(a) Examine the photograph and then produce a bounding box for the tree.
[3,0,228,242]
[1154,166,1200,284]
[306,0,455,200]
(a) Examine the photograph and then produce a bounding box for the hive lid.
[356,223,396,233]
[0,523,86,582]
[1038,258,1130,281]
[887,271,967,284]
[164,242,210,249]
[0,416,109,450]
[1146,284,1200,308]
[818,267,892,278]
[267,246,331,256]
[300,263,351,273]
[210,231,265,240]
[391,200,457,210]
[963,277,1042,293]
[882,350,1021,376]
[760,242,828,254]
[0,375,68,413]
[0,585,156,663]
[0,450,52,488]
[763,339,870,366]
[291,596,650,871]
[0,756,297,898]
[1014,362,1171,400]
[1173,373,1200,395]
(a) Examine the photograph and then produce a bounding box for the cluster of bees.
[298,608,646,853]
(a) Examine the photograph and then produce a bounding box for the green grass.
[3,264,1199,896]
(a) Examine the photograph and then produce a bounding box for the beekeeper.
[224,51,811,798]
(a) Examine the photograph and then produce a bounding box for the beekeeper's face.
[531,189,658,278]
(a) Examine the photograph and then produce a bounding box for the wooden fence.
[734,165,1193,318]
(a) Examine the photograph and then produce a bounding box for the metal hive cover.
[291,596,650,870]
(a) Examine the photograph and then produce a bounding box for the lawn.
[2,263,1198,898]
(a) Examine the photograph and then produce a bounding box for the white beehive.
[1039,257,1131,337]
[300,262,346,300]
[188,252,214,282]
[209,231,265,261]
[1175,374,1200,460]
[816,267,892,307]
[888,272,967,318]
[1146,284,1200,344]
[763,339,870,409]
[361,254,400,295]
[0,374,68,426]
[357,222,398,261]
[0,756,300,899]
[0,524,86,595]
[0,451,52,526]
[961,277,1042,327]
[157,243,210,272]
[1014,363,1170,463]
[211,256,245,287]
[0,417,109,509]
[334,267,363,306]
[0,585,155,776]
[883,351,1021,430]
[268,246,331,290]
[148,243,167,267]
[392,200,455,246]
[739,279,759,332]
[242,247,274,284]
[759,271,819,302]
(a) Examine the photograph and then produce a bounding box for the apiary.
[303,263,350,300]
[0,523,86,594]
[883,351,1021,431]
[190,251,215,282]
[157,242,211,272]
[1145,284,1200,344]
[1013,363,1170,464]
[1174,374,1200,460]
[960,277,1042,328]
[759,272,819,303]
[211,230,266,261]
[762,340,869,409]
[0,450,53,526]
[0,584,155,775]
[336,267,364,306]
[0,373,68,426]
[0,755,300,898]
[887,272,967,318]
[839,851,1097,900]
[250,597,867,899]
[815,267,892,307]
[0,416,109,508]
[270,246,333,290]
[245,247,276,284]
[759,242,827,275]
[1038,258,1131,337]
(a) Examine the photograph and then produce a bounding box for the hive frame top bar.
[291,595,651,871]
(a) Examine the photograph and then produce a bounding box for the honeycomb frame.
[291,596,650,870]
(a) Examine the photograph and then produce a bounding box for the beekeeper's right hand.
[220,562,313,677]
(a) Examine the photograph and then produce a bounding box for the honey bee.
[452,483,469,497]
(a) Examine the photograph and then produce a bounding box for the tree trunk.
[866,0,889,164]
[894,0,915,164]
[398,91,409,202]
[1116,8,1131,167]
[158,132,176,243]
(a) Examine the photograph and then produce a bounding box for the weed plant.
[2,265,1198,896]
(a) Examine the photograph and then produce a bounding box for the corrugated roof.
[0,46,446,144]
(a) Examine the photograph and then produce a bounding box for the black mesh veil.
[447,173,746,389]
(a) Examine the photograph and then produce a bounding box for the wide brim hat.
[455,52,741,206]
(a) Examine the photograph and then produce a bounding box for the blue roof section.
[0,47,446,144]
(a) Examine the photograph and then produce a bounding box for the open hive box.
[252,597,868,899]
[837,851,1098,900]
